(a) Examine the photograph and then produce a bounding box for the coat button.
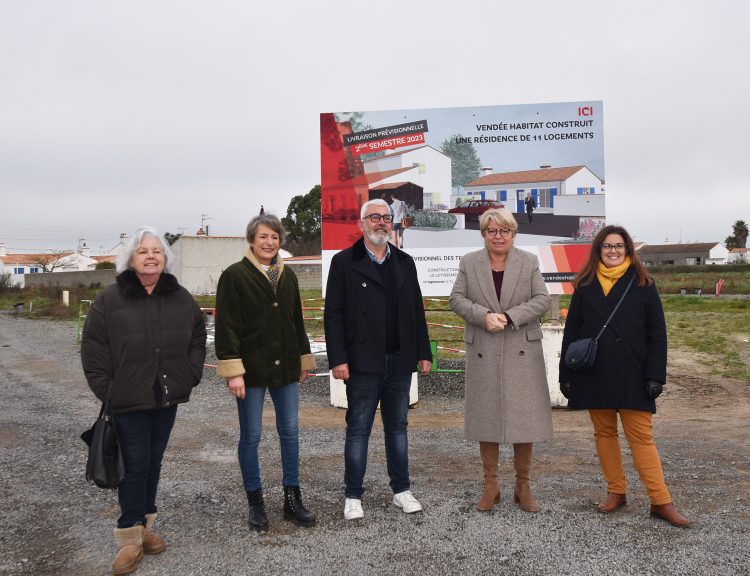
[162,374,167,378]
[478,353,483,358]
[274,360,280,365]
[272,302,278,308]
[361,282,367,287]
[358,338,364,343]
[362,309,367,315]
[519,351,525,356]
[616,337,622,343]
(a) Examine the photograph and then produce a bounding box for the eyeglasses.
[600,243,626,251]
[362,213,393,223]
[486,228,512,238]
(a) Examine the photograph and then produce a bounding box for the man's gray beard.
[365,229,389,245]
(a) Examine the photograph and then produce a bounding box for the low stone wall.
[23,269,117,288]
[286,262,322,291]
[23,264,324,292]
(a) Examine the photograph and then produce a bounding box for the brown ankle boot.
[650,503,693,527]
[112,525,144,575]
[513,443,538,513]
[598,492,627,513]
[143,513,167,555]
[476,442,500,511]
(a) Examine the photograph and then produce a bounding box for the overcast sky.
[1,0,748,253]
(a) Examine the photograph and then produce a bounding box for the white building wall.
[554,194,606,216]
[172,237,248,295]
[561,167,602,196]
[364,147,452,208]
[707,244,730,264]
[171,236,294,294]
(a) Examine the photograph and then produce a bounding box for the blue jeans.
[345,352,411,499]
[114,405,178,528]
[236,382,300,491]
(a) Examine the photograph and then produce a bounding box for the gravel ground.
[0,314,748,576]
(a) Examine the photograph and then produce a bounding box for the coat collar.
[581,266,636,330]
[116,269,180,296]
[350,237,405,289]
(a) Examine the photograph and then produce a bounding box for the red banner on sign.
[349,132,425,156]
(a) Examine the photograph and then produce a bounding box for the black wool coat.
[559,267,667,413]
[324,238,432,375]
[81,270,207,414]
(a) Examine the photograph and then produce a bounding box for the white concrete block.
[329,372,419,408]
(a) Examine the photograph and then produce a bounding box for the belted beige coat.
[449,246,553,444]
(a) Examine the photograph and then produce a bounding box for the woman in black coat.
[559,225,692,527]
[82,226,207,574]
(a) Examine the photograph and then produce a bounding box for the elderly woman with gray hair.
[215,214,317,532]
[82,226,206,575]
[449,208,552,514]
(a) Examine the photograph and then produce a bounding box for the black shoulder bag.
[80,383,125,489]
[564,276,634,371]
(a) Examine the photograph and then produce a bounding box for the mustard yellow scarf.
[596,256,632,296]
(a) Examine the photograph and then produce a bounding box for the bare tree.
[30,252,78,272]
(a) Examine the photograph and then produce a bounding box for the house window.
[13,267,25,274]
[29,267,40,273]
[537,188,552,208]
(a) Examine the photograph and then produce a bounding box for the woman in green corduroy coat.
[215,214,316,532]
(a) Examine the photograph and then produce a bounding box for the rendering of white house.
[462,165,604,217]
[363,145,452,209]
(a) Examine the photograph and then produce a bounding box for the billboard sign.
[320,100,604,295]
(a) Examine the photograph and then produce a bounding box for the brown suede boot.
[143,513,167,555]
[650,503,693,527]
[598,492,627,513]
[513,443,538,513]
[476,441,501,511]
[112,525,144,575]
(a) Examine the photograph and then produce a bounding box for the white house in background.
[363,145,452,209]
[170,235,293,295]
[0,243,98,288]
[728,248,749,264]
[463,165,604,216]
[638,242,730,265]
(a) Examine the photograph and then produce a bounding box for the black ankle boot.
[283,485,316,527]
[246,489,269,531]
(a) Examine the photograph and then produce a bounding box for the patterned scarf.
[596,256,632,296]
[266,260,280,294]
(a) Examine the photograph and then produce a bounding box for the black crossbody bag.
[564,276,634,371]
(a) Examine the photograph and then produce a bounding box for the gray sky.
[1,0,748,253]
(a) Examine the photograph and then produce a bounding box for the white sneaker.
[344,498,364,520]
[393,490,423,513]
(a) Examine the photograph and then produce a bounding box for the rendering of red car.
[448,199,504,221]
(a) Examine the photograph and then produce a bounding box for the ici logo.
[578,106,594,116]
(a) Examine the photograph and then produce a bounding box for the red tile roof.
[466,165,600,187]
[0,252,74,265]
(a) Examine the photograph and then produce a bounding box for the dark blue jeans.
[345,352,411,499]
[114,405,178,528]
[236,382,300,491]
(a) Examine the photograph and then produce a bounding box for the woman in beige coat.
[449,209,552,513]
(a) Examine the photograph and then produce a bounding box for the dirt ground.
[1,315,749,575]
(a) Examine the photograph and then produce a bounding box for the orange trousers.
[589,409,671,505]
